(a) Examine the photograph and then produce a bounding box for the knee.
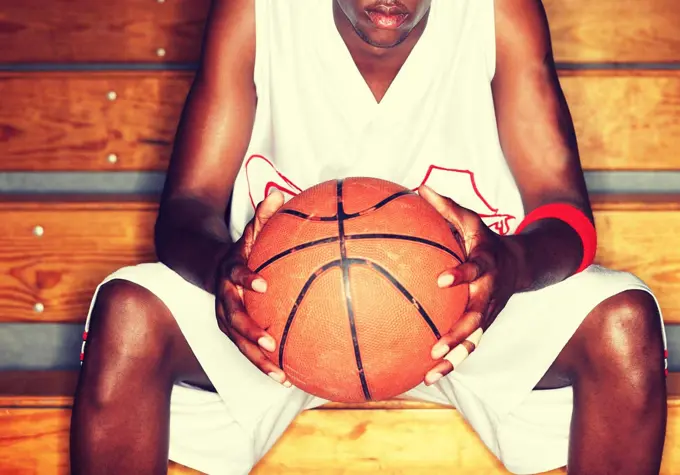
[579,290,665,392]
[80,280,174,404]
[87,279,173,362]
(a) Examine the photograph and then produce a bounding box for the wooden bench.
[1,371,679,474]
[1,194,679,474]
[2,195,680,324]
[2,0,680,473]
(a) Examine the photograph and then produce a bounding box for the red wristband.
[514,203,597,274]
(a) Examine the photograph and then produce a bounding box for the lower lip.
[366,11,409,29]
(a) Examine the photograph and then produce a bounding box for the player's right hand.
[214,190,290,386]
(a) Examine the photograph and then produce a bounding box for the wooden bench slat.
[1,71,679,171]
[1,372,677,473]
[545,0,680,63]
[2,195,679,324]
[2,398,679,474]
[0,200,156,323]
[0,72,190,171]
[1,371,678,409]
[0,0,211,64]
[1,1,679,64]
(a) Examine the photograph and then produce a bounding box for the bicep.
[162,0,257,212]
[492,0,592,219]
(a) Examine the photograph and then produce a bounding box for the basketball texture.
[245,178,468,402]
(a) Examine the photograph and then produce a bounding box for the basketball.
[244,177,468,402]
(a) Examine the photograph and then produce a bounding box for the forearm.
[503,218,585,293]
[154,197,234,294]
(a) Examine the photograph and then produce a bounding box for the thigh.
[82,263,213,390]
[402,266,664,473]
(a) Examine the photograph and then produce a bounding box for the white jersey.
[229,0,524,239]
[80,6,667,474]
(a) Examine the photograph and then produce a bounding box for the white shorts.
[82,263,666,475]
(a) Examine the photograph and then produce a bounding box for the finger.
[425,360,453,385]
[222,282,276,351]
[253,189,285,236]
[418,185,471,228]
[227,262,267,293]
[229,331,290,387]
[444,327,484,367]
[437,261,484,287]
[431,311,483,359]
[426,328,484,384]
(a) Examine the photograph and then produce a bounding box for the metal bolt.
[107,91,117,101]
[34,302,45,313]
[156,47,166,58]
[33,225,44,237]
[107,153,118,164]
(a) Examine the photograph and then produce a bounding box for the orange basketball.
[245,177,468,402]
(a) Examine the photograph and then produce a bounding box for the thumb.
[438,260,483,287]
[253,190,285,235]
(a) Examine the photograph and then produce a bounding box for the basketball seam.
[278,260,340,369]
[347,258,443,340]
[337,180,372,401]
[254,234,462,274]
[279,189,414,222]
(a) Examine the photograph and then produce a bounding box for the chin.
[357,26,409,48]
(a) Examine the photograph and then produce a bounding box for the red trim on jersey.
[245,154,302,209]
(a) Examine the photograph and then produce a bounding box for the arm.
[492,0,593,292]
[154,0,257,293]
[423,0,595,381]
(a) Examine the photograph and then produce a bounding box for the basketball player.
[70,0,668,474]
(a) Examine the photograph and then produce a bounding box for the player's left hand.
[418,185,519,385]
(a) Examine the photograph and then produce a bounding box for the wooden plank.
[0,0,211,64]
[544,0,680,63]
[1,1,679,64]
[0,371,76,408]
[0,72,192,171]
[561,71,680,171]
[2,369,679,407]
[0,370,443,410]
[1,71,679,171]
[2,196,680,324]
[0,200,157,323]
[594,200,680,324]
[2,399,680,474]
[0,408,200,474]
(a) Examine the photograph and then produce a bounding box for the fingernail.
[252,278,267,293]
[431,343,450,359]
[426,372,443,385]
[258,335,276,352]
[437,273,454,288]
[268,372,285,384]
[283,380,292,388]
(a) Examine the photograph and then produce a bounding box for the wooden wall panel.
[1,196,679,324]
[1,72,679,171]
[2,0,680,64]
